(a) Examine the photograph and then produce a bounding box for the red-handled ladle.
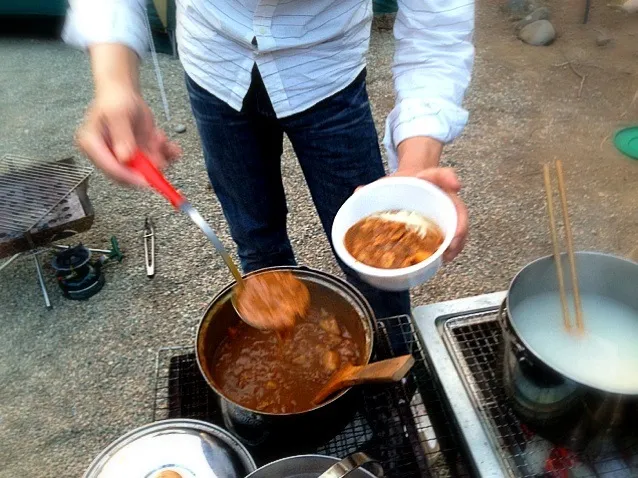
[127,151,310,333]
[125,151,257,317]
[127,150,243,283]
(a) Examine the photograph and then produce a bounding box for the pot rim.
[505,251,638,396]
[195,265,376,417]
[245,453,379,478]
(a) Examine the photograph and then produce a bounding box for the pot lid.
[83,419,256,478]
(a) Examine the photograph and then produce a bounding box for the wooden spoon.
[312,355,415,405]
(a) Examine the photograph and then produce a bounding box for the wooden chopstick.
[555,160,584,332]
[543,164,572,331]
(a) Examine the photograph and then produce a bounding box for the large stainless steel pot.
[500,252,638,448]
[196,265,376,451]
[246,452,384,478]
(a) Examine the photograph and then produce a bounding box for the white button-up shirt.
[63,0,474,169]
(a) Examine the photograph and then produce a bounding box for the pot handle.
[498,299,528,358]
[155,471,182,478]
[318,452,384,478]
[497,299,507,327]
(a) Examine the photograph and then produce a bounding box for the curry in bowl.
[344,210,444,269]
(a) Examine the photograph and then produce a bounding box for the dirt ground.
[0,1,636,477]
[398,0,638,301]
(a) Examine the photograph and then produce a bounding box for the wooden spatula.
[312,355,415,405]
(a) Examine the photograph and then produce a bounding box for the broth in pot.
[212,308,363,414]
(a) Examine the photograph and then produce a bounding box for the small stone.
[595,30,612,47]
[518,20,556,46]
[173,123,187,134]
[516,7,550,31]
[619,0,638,14]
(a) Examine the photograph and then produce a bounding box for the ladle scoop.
[125,151,261,326]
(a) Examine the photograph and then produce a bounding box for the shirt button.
[258,27,266,35]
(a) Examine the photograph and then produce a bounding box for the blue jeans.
[187,67,410,320]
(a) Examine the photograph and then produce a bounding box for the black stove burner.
[51,244,105,300]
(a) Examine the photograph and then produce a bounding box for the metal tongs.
[144,216,155,278]
[125,150,242,283]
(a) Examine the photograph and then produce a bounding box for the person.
[63,0,473,321]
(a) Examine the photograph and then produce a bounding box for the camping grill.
[0,154,94,306]
[414,292,638,477]
[153,316,473,477]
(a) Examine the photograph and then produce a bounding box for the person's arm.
[63,0,148,59]
[383,0,474,260]
[63,1,179,186]
[383,0,475,173]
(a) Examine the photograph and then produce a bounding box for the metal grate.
[443,312,638,477]
[153,316,472,478]
[0,154,93,235]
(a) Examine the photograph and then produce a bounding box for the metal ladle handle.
[126,150,244,285]
[318,452,384,478]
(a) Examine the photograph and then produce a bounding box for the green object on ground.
[109,236,124,263]
[613,126,638,160]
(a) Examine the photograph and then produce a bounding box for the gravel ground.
[1,3,636,477]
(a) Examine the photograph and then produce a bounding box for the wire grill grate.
[153,316,471,478]
[443,312,638,477]
[0,154,93,235]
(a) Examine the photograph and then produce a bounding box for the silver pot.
[501,252,638,446]
[83,419,257,478]
[246,452,384,478]
[195,266,376,449]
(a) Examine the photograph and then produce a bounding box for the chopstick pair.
[542,160,584,333]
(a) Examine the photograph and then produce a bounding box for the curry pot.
[196,265,376,453]
[500,252,638,448]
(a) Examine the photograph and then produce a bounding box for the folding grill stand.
[0,154,94,308]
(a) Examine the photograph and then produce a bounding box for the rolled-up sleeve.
[383,0,475,171]
[62,0,149,58]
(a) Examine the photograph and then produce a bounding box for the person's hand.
[76,44,180,187]
[393,137,468,262]
[76,88,181,186]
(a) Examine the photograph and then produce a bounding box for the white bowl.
[331,177,457,291]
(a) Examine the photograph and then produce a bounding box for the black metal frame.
[446,314,638,477]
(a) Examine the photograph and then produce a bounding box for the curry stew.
[344,210,444,269]
[212,308,363,414]
[235,271,310,331]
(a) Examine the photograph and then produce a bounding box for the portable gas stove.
[413,292,638,477]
